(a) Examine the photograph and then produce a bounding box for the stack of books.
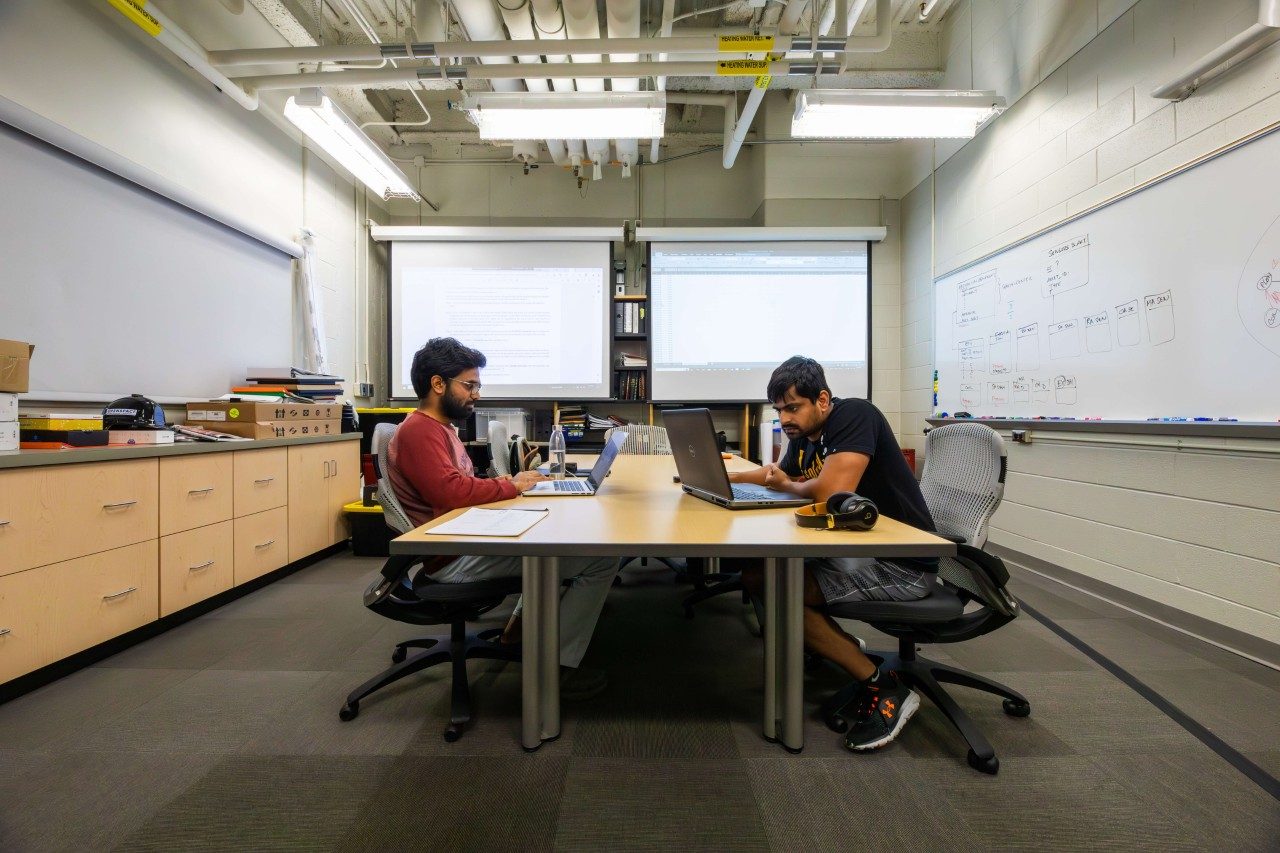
[617,372,647,400]
[235,367,345,402]
[617,352,648,368]
[18,413,109,449]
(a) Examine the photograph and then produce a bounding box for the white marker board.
[934,127,1280,421]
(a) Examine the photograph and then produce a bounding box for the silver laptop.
[664,409,808,509]
[524,432,625,496]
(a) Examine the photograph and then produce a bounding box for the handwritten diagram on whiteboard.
[934,128,1280,421]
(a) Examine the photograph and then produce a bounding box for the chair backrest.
[487,420,511,476]
[919,422,1007,549]
[373,422,415,535]
[605,424,671,456]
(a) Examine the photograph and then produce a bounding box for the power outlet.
[357,382,374,397]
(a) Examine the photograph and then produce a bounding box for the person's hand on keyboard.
[762,464,794,492]
[512,471,550,493]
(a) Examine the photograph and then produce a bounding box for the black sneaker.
[843,671,920,751]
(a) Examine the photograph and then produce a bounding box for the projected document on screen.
[390,241,610,399]
[650,242,869,401]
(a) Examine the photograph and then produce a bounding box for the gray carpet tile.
[1010,568,1137,619]
[206,581,381,622]
[275,554,385,586]
[0,749,220,853]
[746,754,978,851]
[201,616,384,672]
[936,619,1095,673]
[1122,616,1280,694]
[1091,751,1280,851]
[555,757,770,851]
[70,669,328,754]
[0,667,198,750]
[93,615,284,670]
[336,754,570,852]
[117,755,395,853]
[1244,749,1280,778]
[1128,667,1280,755]
[1052,616,1232,672]
[899,699,1077,762]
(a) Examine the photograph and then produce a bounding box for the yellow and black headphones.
[794,492,880,531]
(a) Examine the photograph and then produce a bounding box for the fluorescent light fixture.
[284,91,420,201]
[791,90,1006,139]
[462,92,667,141]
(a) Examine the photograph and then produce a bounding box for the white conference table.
[390,454,954,752]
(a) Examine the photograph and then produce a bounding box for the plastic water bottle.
[549,424,566,480]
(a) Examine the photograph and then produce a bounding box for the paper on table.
[426,507,549,537]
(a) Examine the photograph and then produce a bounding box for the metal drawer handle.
[323,460,331,478]
[254,477,275,485]
[188,487,214,495]
[103,500,138,510]
[0,628,11,637]
[102,587,137,601]
[189,560,214,571]
[254,539,276,549]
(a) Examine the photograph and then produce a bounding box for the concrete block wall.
[901,0,1280,653]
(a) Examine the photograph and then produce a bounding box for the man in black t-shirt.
[729,356,937,753]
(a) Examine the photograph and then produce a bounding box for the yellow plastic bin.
[343,501,397,557]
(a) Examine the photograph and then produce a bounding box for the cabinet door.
[287,444,330,562]
[326,442,361,546]
[46,541,159,660]
[234,506,289,585]
[0,566,54,683]
[159,521,234,617]
[232,448,288,517]
[159,454,233,536]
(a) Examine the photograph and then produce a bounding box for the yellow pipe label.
[754,75,772,90]
[717,59,771,76]
[718,35,775,52]
[107,0,163,37]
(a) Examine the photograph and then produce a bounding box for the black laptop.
[664,409,808,509]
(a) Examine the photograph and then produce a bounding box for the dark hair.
[410,337,487,399]
[767,356,831,403]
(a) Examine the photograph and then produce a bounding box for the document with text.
[426,507,549,537]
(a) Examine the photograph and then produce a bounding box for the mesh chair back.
[605,424,671,456]
[919,423,1006,548]
[488,420,511,476]
[373,422,415,535]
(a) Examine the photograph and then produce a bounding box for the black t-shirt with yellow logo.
[779,397,937,569]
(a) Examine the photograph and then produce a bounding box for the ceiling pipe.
[450,0,524,93]
[530,0,577,93]
[667,93,738,167]
[414,0,447,42]
[605,0,642,175]
[563,0,605,93]
[819,0,872,37]
[209,34,833,66]
[494,0,555,166]
[104,0,258,109]
[238,59,795,90]
[843,0,892,52]
[651,0,676,164]
[1152,0,1280,100]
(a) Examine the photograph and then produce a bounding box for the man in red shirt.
[388,337,618,699]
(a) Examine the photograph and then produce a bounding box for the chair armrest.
[938,533,968,544]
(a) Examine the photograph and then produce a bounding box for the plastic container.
[343,501,397,557]
[549,424,566,480]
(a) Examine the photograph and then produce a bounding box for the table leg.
[539,556,561,742]
[521,556,542,751]
[762,557,779,742]
[781,556,805,752]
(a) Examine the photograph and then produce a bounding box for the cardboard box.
[186,419,342,440]
[0,393,17,423]
[186,401,341,423]
[0,340,34,393]
[0,421,17,451]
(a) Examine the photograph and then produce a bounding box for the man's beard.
[442,394,473,421]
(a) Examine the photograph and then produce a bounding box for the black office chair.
[681,558,751,623]
[820,423,1029,774]
[339,423,521,742]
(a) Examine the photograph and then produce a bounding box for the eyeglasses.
[449,377,483,395]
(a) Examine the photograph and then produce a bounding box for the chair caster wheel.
[1002,698,1031,717]
[824,714,848,734]
[967,750,999,774]
[443,726,462,742]
[683,606,695,620]
[338,702,359,722]
[391,647,407,664]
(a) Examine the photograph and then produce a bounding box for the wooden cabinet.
[160,454,233,536]
[0,460,157,577]
[159,521,234,617]
[46,541,159,660]
[233,448,288,517]
[287,442,359,563]
[0,436,357,686]
[234,506,289,584]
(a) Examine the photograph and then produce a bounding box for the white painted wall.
[0,0,378,401]
[902,0,1280,651]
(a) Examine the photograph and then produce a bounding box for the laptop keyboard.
[554,479,591,493]
[731,484,776,500]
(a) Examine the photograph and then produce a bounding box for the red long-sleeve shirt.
[387,411,518,528]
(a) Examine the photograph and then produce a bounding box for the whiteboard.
[934,127,1280,422]
[0,121,293,403]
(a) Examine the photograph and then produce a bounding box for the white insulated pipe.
[495,1,551,92]
[414,0,448,42]
[606,0,642,175]
[820,0,872,37]
[563,0,605,93]
[530,0,576,93]
[843,0,892,52]
[1151,0,1280,100]
[451,0,523,93]
[666,93,739,167]
[651,0,677,164]
[104,0,258,109]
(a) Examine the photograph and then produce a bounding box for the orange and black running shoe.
[843,670,920,752]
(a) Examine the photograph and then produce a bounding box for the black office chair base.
[339,623,520,741]
[681,578,744,619]
[821,640,1029,775]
